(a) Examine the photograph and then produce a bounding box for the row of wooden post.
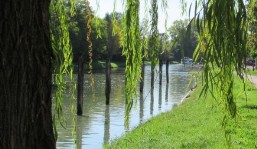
[76,58,169,115]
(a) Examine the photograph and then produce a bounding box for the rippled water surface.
[56,64,197,149]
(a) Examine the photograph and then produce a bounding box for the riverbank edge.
[104,75,257,148]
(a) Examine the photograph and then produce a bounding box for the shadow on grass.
[242,105,257,110]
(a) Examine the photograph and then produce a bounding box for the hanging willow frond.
[49,0,77,144]
[161,0,168,54]
[149,0,160,68]
[193,0,248,145]
[122,0,142,112]
[85,0,95,93]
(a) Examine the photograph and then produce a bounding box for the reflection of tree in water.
[104,106,110,144]
[169,73,190,102]
[56,65,192,148]
[76,116,83,149]
[139,93,144,123]
[111,72,125,104]
[165,83,169,104]
[150,89,154,116]
[158,82,162,111]
[158,62,163,111]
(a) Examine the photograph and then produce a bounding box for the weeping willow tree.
[193,0,248,144]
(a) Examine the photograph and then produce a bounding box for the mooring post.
[105,59,111,105]
[166,59,169,83]
[140,60,145,93]
[159,59,163,85]
[77,56,84,115]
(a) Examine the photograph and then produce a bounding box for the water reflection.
[165,83,169,104]
[150,89,154,116]
[76,116,83,149]
[158,82,162,111]
[139,93,144,123]
[56,64,195,149]
[103,106,110,144]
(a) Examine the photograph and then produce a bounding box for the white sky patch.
[89,0,194,33]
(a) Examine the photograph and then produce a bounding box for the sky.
[88,0,194,33]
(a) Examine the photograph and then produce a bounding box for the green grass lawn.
[104,76,257,149]
[246,68,257,76]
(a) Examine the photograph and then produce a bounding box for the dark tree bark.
[77,56,84,115]
[0,0,55,149]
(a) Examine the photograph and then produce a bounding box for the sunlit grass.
[104,76,257,149]
[246,68,257,76]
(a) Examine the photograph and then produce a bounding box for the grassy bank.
[73,61,124,72]
[91,61,119,69]
[246,68,257,76]
[105,76,257,148]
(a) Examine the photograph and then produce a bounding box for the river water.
[55,64,196,149]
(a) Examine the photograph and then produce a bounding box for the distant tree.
[168,19,198,62]
[248,0,257,59]
[91,17,108,60]
[68,2,123,62]
[105,13,122,60]
[68,0,90,63]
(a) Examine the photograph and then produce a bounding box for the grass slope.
[105,76,257,149]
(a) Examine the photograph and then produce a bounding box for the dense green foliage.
[168,19,198,62]
[248,0,257,58]
[62,0,123,64]
[105,76,257,148]
[193,0,248,142]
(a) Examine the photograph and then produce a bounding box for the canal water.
[55,64,196,149]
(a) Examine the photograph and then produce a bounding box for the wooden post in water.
[77,56,84,115]
[105,59,111,105]
[159,59,163,85]
[151,63,155,89]
[140,60,145,93]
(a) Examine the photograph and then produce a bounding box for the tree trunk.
[105,59,111,105]
[77,56,84,115]
[0,0,55,148]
